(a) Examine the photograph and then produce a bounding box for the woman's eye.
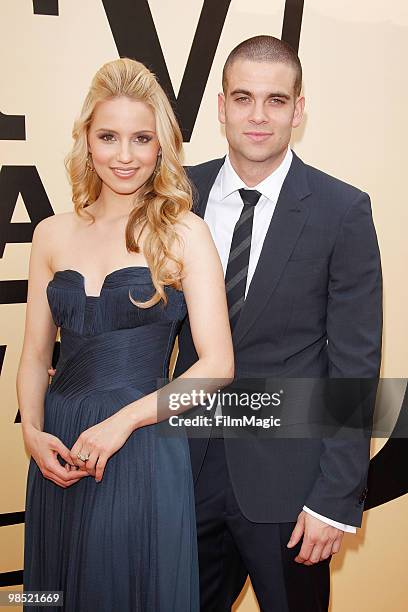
[136,135,152,144]
[99,133,115,142]
[98,134,152,143]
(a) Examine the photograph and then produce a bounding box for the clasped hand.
[25,408,134,487]
[69,409,134,481]
[42,366,135,484]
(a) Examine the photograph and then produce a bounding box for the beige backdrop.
[1,1,407,610]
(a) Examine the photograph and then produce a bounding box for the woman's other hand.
[23,424,89,488]
[70,410,134,482]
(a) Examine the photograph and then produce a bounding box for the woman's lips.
[244,132,273,142]
[111,168,138,179]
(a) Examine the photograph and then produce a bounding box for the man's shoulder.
[300,156,366,203]
[185,157,225,184]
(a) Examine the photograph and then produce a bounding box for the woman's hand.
[23,424,89,488]
[69,410,134,482]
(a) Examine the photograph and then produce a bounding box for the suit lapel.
[189,158,225,218]
[232,153,312,347]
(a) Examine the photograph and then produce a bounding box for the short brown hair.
[222,35,302,97]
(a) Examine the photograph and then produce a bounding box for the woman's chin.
[104,180,143,197]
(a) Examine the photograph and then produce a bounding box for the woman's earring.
[86,152,95,172]
[153,151,162,176]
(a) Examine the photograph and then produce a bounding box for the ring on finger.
[77,450,90,462]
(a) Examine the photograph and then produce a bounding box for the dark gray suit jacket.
[174,151,382,526]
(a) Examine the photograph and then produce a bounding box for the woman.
[17,58,233,611]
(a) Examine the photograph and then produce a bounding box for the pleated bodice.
[46,267,187,398]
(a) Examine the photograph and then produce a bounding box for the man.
[174,35,382,610]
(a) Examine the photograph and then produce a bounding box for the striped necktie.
[225,188,262,330]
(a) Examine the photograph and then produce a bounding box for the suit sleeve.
[304,191,382,526]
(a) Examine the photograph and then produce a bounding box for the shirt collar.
[220,147,293,202]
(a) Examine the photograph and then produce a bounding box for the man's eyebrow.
[229,89,291,100]
[266,92,291,100]
[230,89,253,97]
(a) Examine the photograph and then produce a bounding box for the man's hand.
[287,510,343,565]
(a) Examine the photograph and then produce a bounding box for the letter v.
[101,0,231,141]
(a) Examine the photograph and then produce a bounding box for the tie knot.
[238,189,262,207]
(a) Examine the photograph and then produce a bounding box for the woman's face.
[87,96,161,196]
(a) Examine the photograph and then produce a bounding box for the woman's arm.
[17,218,58,432]
[17,217,89,486]
[127,210,234,425]
[69,212,234,480]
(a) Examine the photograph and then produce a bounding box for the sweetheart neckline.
[50,266,150,298]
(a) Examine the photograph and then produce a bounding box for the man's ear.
[218,92,226,125]
[292,96,305,128]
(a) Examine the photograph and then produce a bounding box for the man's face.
[219,59,304,167]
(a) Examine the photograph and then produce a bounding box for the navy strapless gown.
[23,267,199,612]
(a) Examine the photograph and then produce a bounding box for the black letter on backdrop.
[0,280,28,305]
[0,346,5,377]
[0,167,54,305]
[102,0,231,142]
[0,112,25,140]
[32,0,59,15]
[281,0,304,51]
[0,166,54,258]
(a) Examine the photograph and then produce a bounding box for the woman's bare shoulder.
[174,211,218,271]
[174,210,210,241]
[33,211,77,238]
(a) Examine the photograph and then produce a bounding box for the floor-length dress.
[23,267,199,611]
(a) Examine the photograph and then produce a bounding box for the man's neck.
[228,148,289,187]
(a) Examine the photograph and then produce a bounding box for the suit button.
[359,487,368,504]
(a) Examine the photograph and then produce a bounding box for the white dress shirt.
[204,147,356,533]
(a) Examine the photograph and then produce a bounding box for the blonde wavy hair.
[65,57,192,307]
